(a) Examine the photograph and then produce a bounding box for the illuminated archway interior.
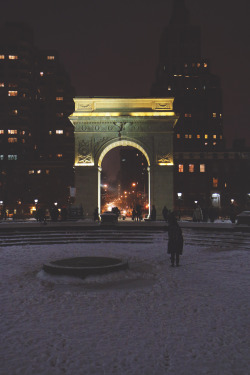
[100,145,149,218]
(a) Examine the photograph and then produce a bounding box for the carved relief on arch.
[156,139,172,164]
[77,139,93,164]
[93,137,110,157]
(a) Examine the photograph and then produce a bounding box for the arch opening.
[99,144,150,219]
[98,140,150,167]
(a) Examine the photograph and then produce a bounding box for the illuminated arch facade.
[69,97,178,219]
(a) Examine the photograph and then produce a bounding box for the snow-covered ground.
[0,232,249,375]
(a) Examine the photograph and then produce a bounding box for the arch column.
[74,165,99,219]
[150,164,174,220]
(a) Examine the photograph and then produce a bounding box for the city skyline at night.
[1,0,249,147]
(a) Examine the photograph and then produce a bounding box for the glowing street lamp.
[34,199,38,211]
[177,193,182,220]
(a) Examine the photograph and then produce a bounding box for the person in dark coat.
[93,207,99,222]
[151,205,156,221]
[167,212,183,267]
[162,206,169,221]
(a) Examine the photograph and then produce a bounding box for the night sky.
[1,0,250,147]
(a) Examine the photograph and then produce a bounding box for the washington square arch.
[69,97,178,220]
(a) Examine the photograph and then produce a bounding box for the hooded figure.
[167,213,183,267]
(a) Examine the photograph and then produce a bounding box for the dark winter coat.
[167,222,183,255]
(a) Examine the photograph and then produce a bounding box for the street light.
[177,193,182,220]
[0,201,3,220]
[34,199,38,212]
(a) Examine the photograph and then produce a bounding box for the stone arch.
[69,97,178,219]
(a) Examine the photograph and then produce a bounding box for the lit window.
[9,55,18,60]
[184,113,192,118]
[213,113,217,118]
[204,62,208,68]
[168,86,171,91]
[40,72,44,76]
[220,135,223,139]
[49,131,52,135]
[213,177,218,188]
[11,109,18,115]
[56,112,64,117]
[8,138,17,143]
[37,170,41,174]
[8,129,17,134]
[177,134,181,139]
[8,91,18,96]
[213,142,216,146]
[178,164,184,173]
[197,63,200,67]
[197,134,200,139]
[8,155,17,160]
[205,142,208,146]
[45,170,50,175]
[47,56,55,60]
[28,170,34,174]
[184,63,188,68]
[192,63,195,67]
[0,55,5,59]
[56,130,63,134]
[22,139,25,144]
[213,135,217,139]
[0,82,4,87]
[56,97,63,101]
[189,135,192,139]
[200,164,205,173]
[0,155,4,160]
[21,131,25,135]
[0,130,4,134]
[57,154,63,158]
[185,134,188,139]
[205,134,208,139]
[219,114,222,118]
[189,164,194,173]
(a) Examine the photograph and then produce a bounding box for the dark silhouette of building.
[119,148,148,192]
[0,23,75,217]
[151,0,224,152]
[151,0,250,216]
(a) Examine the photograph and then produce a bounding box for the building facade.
[0,23,75,218]
[151,0,250,217]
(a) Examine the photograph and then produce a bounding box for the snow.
[0,230,249,375]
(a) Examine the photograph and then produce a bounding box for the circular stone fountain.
[43,256,129,278]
